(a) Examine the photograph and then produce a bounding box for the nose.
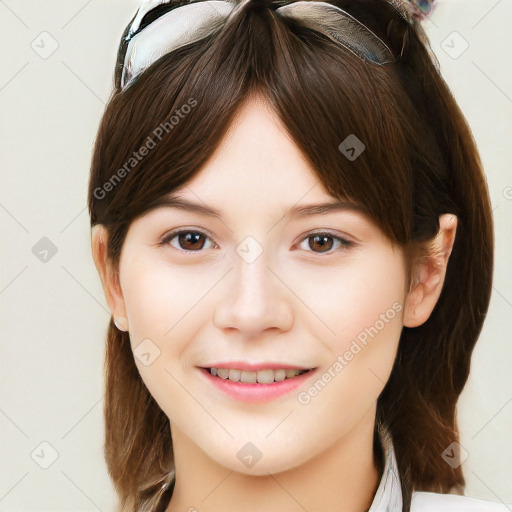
[213,251,294,338]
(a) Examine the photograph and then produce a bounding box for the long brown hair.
[88,0,494,510]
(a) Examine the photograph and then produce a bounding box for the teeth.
[274,369,286,382]
[217,368,229,379]
[241,370,257,383]
[209,367,308,383]
[257,369,274,384]
[228,369,241,381]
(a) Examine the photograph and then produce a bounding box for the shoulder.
[411,491,511,511]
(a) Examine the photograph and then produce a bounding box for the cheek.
[340,249,403,334]
[120,258,212,344]
[292,250,406,423]
[293,246,406,368]
[118,256,224,395]
[118,259,209,415]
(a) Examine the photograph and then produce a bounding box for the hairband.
[116,0,418,91]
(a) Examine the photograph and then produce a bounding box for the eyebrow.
[148,194,367,219]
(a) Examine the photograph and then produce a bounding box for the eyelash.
[158,228,354,255]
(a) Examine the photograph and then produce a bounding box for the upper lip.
[200,361,315,371]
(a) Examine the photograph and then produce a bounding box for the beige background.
[1,0,511,510]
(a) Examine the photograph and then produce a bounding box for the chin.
[217,446,309,477]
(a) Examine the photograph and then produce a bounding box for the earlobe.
[91,225,129,331]
[113,317,129,332]
[403,214,457,328]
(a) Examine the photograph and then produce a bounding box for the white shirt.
[370,423,510,511]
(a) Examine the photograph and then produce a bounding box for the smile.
[208,367,311,383]
[199,366,317,403]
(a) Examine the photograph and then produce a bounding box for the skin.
[92,93,457,512]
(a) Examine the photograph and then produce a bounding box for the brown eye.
[298,232,353,255]
[163,230,216,252]
[308,234,334,253]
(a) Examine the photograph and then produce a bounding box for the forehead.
[136,93,377,230]
[169,96,335,209]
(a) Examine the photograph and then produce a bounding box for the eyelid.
[160,226,215,240]
[298,228,355,244]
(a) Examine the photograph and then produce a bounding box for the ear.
[91,225,129,331]
[403,214,458,328]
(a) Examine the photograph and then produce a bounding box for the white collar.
[368,422,403,512]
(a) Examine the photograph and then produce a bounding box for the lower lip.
[199,367,317,404]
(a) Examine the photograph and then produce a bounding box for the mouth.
[202,366,313,384]
[198,366,317,403]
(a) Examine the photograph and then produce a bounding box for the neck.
[165,408,381,512]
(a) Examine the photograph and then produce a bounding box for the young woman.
[88,0,505,510]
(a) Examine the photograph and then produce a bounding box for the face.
[110,94,409,475]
